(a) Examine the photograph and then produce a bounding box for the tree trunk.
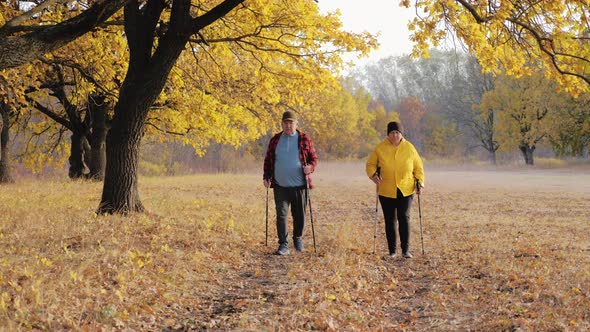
[482,136,498,165]
[87,130,107,181]
[97,93,147,214]
[68,131,89,179]
[96,0,244,214]
[87,96,109,180]
[97,55,183,214]
[0,109,2,158]
[0,106,13,183]
[489,150,497,165]
[519,144,535,165]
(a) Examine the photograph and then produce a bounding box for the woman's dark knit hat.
[387,121,403,135]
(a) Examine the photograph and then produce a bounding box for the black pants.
[379,188,413,254]
[274,185,308,245]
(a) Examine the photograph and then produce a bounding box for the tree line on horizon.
[358,50,590,166]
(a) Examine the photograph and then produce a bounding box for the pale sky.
[318,1,416,67]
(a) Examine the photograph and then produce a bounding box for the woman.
[366,121,425,258]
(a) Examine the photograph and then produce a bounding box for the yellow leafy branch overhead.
[403,0,590,96]
[5,0,377,167]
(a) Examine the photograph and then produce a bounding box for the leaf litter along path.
[153,164,590,330]
[157,244,445,331]
[152,172,447,330]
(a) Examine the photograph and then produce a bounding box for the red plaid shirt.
[263,130,318,189]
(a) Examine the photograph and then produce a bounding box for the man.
[263,111,318,255]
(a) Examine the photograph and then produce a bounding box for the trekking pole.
[301,157,317,254]
[305,173,317,254]
[306,180,317,254]
[265,185,269,246]
[416,179,425,255]
[373,185,378,254]
[373,166,381,254]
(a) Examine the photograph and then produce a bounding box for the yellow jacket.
[366,138,425,198]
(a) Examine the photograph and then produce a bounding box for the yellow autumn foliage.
[480,73,558,154]
[4,1,378,170]
[403,0,590,96]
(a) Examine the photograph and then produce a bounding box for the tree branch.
[454,0,495,23]
[507,16,590,85]
[0,0,131,70]
[191,0,246,32]
[40,57,120,99]
[25,96,72,130]
[0,0,72,36]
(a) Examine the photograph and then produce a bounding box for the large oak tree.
[98,0,377,214]
[96,0,246,213]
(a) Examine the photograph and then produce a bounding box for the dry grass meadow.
[0,161,589,331]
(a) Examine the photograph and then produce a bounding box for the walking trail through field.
[154,163,590,330]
